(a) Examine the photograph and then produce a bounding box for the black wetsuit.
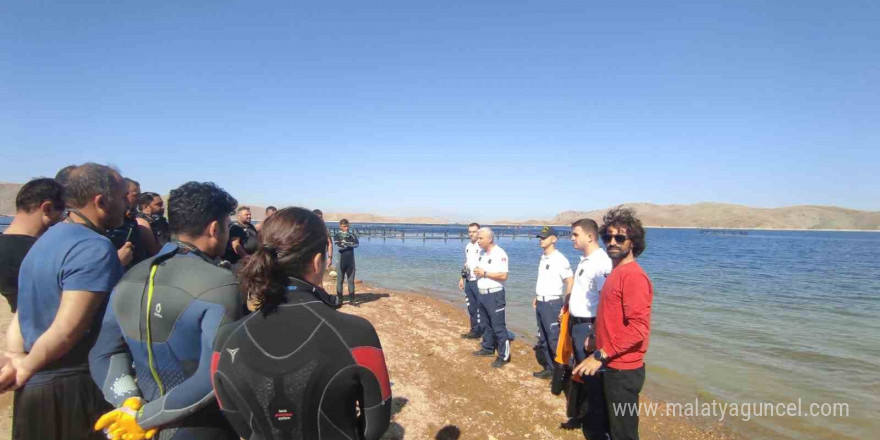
[222,221,258,266]
[107,209,149,269]
[211,277,391,440]
[333,231,359,301]
[89,242,243,439]
[138,212,171,247]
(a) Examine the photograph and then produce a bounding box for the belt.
[570,316,595,324]
[479,287,504,294]
[536,295,563,302]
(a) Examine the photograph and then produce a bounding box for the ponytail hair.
[238,207,328,314]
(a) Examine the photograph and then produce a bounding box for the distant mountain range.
[2,183,877,230]
[544,202,880,230]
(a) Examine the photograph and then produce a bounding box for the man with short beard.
[223,206,257,267]
[106,178,150,267]
[136,192,170,247]
[7,163,129,440]
[573,207,653,440]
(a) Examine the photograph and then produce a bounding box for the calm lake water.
[331,224,879,440]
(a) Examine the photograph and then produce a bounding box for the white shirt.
[535,250,573,298]
[476,244,509,290]
[464,241,481,281]
[568,248,612,318]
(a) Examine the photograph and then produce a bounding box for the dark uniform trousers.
[463,280,481,333]
[570,320,609,440]
[477,288,510,360]
[534,297,564,369]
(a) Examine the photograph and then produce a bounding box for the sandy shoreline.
[326,278,740,440]
[0,278,740,440]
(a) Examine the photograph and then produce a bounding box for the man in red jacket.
[573,207,652,440]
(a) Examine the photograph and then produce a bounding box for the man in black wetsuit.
[89,181,242,440]
[333,218,359,305]
[222,206,258,267]
[137,192,171,248]
[106,177,149,268]
[0,178,65,313]
[212,208,390,440]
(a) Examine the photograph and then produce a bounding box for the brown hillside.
[0,183,22,215]
[551,202,880,230]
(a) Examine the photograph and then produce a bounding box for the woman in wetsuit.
[211,207,391,440]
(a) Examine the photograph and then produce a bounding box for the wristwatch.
[592,350,606,363]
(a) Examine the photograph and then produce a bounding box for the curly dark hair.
[16,178,64,213]
[238,207,328,314]
[600,206,646,257]
[168,182,237,237]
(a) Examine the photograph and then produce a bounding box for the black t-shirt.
[0,234,38,312]
[222,222,256,265]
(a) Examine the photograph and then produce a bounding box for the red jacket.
[595,260,653,370]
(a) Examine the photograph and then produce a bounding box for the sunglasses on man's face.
[602,234,629,244]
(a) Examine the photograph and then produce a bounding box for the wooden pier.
[329,227,569,240]
[699,229,749,235]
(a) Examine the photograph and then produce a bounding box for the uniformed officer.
[471,227,512,368]
[532,226,574,379]
[458,222,482,339]
[560,218,612,437]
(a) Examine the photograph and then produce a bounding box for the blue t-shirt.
[18,222,123,381]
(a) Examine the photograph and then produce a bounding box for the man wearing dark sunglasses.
[573,207,653,440]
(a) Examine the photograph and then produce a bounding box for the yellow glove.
[94,397,158,440]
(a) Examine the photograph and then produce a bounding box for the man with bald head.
[7,163,129,439]
[471,227,512,368]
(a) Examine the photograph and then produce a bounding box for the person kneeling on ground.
[212,207,391,440]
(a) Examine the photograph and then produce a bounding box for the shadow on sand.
[380,397,461,440]
[351,292,390,306]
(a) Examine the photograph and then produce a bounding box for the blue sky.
[1,1,877,221]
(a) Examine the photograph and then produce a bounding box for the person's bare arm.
[12,290,107,387]
[232,238,246,256]
[117,242,134,266]
[473,268,508,282]
[5,313,24,354]
[327,236,333,268]
[563,276,574,296]
[135,218,161,256]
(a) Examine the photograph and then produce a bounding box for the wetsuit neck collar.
[286,277,342,309]
[173,240,221,266]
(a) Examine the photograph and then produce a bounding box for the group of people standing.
[0,163,389,440]
[458,210,654,440]
[219,205,362,306]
